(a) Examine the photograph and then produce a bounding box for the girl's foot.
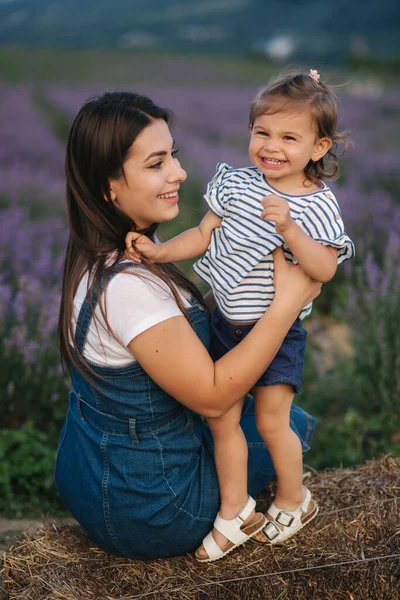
[195,496,266,562]
[253,487,318,544]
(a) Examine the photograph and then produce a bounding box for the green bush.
[0,422,66,517]
[302,242,400,469]
[306,409,400,470]
[1,343,69,432]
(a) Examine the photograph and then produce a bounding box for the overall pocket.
[152,411,206,518]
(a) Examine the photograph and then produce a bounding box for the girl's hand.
[272,247,322,311]
[125,232,159,264]
[261,194,294,235]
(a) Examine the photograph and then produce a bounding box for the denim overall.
[55,268,315,559]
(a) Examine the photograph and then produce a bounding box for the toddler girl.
[126,70,355,561]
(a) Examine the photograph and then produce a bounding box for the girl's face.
[109,119,187,229]
[249,106,332,191]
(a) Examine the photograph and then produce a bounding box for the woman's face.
[109,119,187,229]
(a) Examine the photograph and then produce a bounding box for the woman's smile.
[157,190,179,204]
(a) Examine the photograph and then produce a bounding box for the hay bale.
[1,456,399,600]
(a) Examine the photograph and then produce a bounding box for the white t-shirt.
[72,263,192,366]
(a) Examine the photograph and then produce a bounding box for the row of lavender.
[0,85,68,429]
[1,82,399,457]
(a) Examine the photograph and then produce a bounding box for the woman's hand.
[125,232,160,264]
[272,247,322,312]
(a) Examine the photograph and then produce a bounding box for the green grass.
[0,47,275,85]
[1,46,399,90]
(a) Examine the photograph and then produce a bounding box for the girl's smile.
[259,157,288,169]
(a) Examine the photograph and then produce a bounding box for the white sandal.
[195,496,266,562]
[262,487,319,545]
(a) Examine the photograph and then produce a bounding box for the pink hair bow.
[309,69,320,83]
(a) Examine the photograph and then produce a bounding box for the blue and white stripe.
[193,163,355,323]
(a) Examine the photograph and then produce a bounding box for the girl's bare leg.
[253,384,303,514]
[197,397,254,556]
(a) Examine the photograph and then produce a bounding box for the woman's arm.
[128,249,321,418]
[126,211,221,263]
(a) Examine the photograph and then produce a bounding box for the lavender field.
[1,58,400,513]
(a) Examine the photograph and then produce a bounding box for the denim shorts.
[210,307,307,394]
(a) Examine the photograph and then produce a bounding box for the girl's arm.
[128,249,322,418]
[126,211,221,263]
[261,194,337,283]
[280,222,337,283]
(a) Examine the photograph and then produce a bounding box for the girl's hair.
[58,91,205,379]
[249,70,350,181]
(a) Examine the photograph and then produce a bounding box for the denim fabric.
[210,307,308,394]
[55,268,315,559]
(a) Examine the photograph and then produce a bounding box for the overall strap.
[74,262,133,355]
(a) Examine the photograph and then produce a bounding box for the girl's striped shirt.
[193,163,355,323]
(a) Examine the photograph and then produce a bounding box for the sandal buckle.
[263,522,280,541]
[276,510,294,527]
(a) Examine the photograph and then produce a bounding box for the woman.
[55,91,321,560]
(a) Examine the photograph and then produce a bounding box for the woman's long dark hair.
[58,91,205,378]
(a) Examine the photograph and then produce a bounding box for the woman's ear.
[106,181,117,203]
[312,137,333,162]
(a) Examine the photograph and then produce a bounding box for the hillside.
[1,0,399,63]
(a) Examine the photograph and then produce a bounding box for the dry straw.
[1,456,399,600]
